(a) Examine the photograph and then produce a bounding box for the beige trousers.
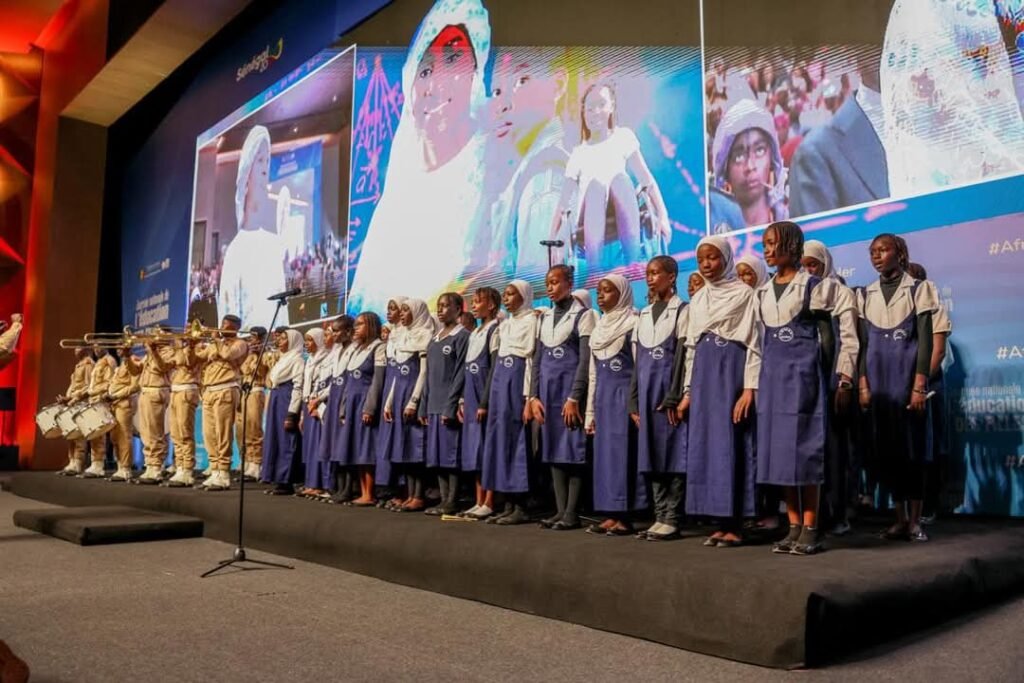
[138,389,170,468]
[170,389,199,472]
[235,390,265,467]
[67,439,85,467]
[202,387,239,472]
[109,398,135,469]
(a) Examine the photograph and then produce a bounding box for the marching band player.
[56,348,95,476]
[0,313,23,370]
[106,345,140,482]
[236,327,273,482]
[80,346,117,478]
[124,332,175,484]
[188,315,248,491]
[166,336,203,488]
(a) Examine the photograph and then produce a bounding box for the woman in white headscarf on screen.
[217,125,289,328]
[347,0,491,316]
[881,0,1024,196]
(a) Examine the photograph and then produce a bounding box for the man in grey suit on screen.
[789,49,889,218]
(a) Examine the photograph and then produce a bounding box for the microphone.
[267,287,301,301]
[540,240,564,247]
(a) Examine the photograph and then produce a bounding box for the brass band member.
[106,345,140,481]
[125,333,175,484]
[236,326,273,482]
[166,337,203,488]
[81,347,117,478]
[56,348,94,476]
[189,314,247,491]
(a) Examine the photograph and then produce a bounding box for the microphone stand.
[201,295,294,578]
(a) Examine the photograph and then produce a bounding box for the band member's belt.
[140,386,170,394]
[205,381,240,393]
[171,383,199,392]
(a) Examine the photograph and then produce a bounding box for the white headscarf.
[268,329,304,386]
[572,289,592,310]
[736,253,770,288]
[689,236,758,348]
[711,99,788,222]
[882,0,1024,195]
[385,296,408,358]
[398,298,435,354]
[498,279,536,358]
[235,125,271,228]
[803,240,836,279]
[590,275,636,355]
[303,328,328,397]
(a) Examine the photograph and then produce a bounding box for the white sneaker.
[109,467,132,482]
[137,466,162,484]
[201,467,212,479]
[164,465,176,477]
[470,505,493,519]
[202,471,230,491]
[82,461,105,478]
[60,460,82,476]
[244,462,261,480]
[461,505,481,517]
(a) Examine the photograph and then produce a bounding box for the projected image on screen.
[187,47,355,329]
[345,0,704,314]
[704,0,1024,234]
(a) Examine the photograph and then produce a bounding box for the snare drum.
[36,402,65,439]
[56,404,84,440]
[73,401,116,441]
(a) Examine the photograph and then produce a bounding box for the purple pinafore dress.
[865,281,932,465]
[336,346,379,468]
[460,323,497,473]
[636,302,687,475]
[538,309,589,465]
[592,334,647,512]
[382,353,426,468]
[685,333,756,519]
[425,328,469,470]
[302,385,329,490]
[261,380,301,484]
[480,354,530,493]
[319,362,345,466]
[756,278,826,486]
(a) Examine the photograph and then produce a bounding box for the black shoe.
[486,503,514,524]
[495,507,528,525]
[267,484,295,496]
[539,513,562,529]
[790,527,824,555]
[772,525,803,554]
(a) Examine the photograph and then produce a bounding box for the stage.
[9,472,1024,669]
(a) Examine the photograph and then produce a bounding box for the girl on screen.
[711,99,788,230]
[348,0,492,315]
[550,82,671,273]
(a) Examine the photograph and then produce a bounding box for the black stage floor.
[9,472,1024,669]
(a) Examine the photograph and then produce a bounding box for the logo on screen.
[237,38,284,82]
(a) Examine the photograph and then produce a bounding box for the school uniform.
[317,343,349,476]
[374,329,405,487]
[586,280,645,516]
[423,326,469,468]
[460,319,499,473]
[858,273,939,502]
[682,264,761,526]
[755,271,858,487]
[423,325,469,513]
[534,301,597,465]
[261,331,304,486]
[481,308,538,496]
[335,341,386,469]
[634,296,689,528]
[302,347,331,492]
